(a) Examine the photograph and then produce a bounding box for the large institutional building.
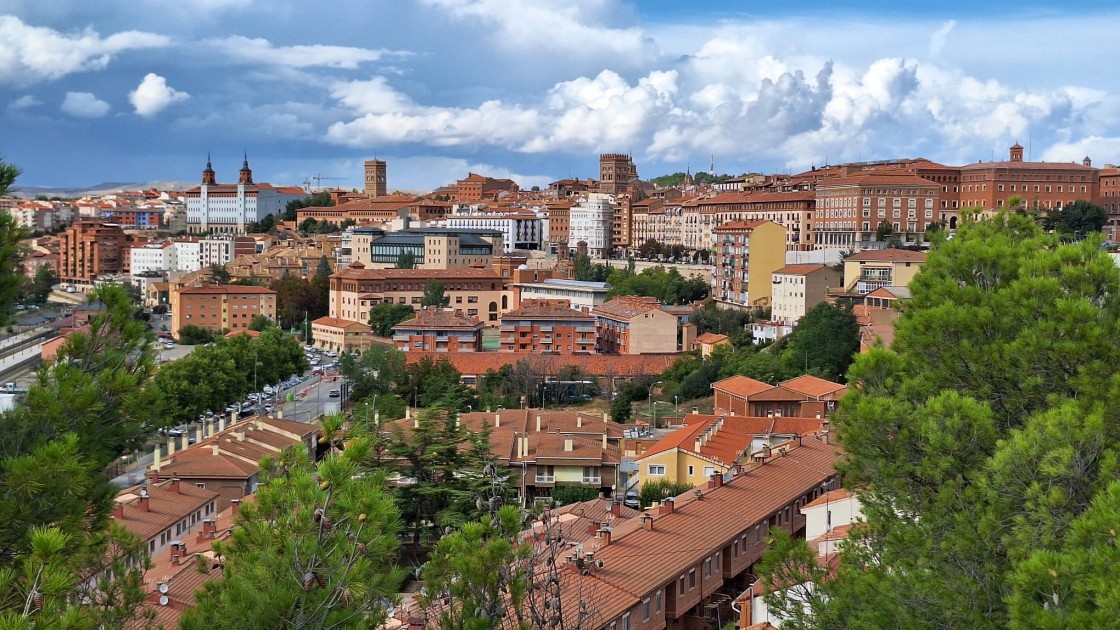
[185,155,305,235]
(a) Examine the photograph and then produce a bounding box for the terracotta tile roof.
[747,385,808,402]
[774,264,829,276]
[817,173,939,188]
[113,479,219,543]
[393,307,483,331]
[713,375,773,398]
[866,286,911,300]
[521,434,620,464]
[160,416,314,479]
[312,316,371,331]
[456,409,623,438]
[503,299,595,321]
[780,375,847,400]
[639,414,825,465]
[403,352,677,378]
[714,219,770,231]
[224,329,260,339]
[844,249,927,263]
[175,284,276,295]
[694,332,729,345]
[591,296,664,320]
[593,436,840,600]
[802,488,852,510]
[332,263,501,281]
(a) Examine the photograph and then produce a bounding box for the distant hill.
[12,181,198,198]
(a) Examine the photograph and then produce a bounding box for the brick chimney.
[111,502,124,520]
[597,528,611,546]
[170,477,180,494]
[610,501,621,518]
[709,471,724,489]
[640,513,653,531]
[148,469,160,485]
[231,499,241,516]
[138,490,150,512]
[662,497,675,515]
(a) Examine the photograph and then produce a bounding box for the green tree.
[780,302,860,382]
[757,528,833,629]
[281,191,334,222]
[177,324,216,344]
[766,213,1120,629]
[298,217,319,234]
[875,220,894,241]
[572,253,611,282]
[638,478,692,510]
[28,263,58,305]
[248,313,272,331]
[421,280,449,307]
[245,213,276,234]
[1043,199,1108,236]
[549,485,599,505]
[369,302,416,337]
[183,444,405,630]
[208,263,232,285]
[637,238,662,259]
[271,276,326,330]
[396,251,416,269]
[0,157,26,325]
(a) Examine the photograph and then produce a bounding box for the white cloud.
[0,16,169,86]
[208,36,409,69]
[1041,137,1120,164]
[129,73,189,117]
[61,91,110,118]
[929,20,956,56]
[8,95,41,110]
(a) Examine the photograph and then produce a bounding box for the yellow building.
[310,316,374,353]
[635,414,825,489]
[841,249,927,294]
[711,220,787,310]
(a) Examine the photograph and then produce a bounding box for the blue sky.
[3,0,1120,192]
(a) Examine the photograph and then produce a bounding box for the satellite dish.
[159,595,169,606]
[158,583,169,594]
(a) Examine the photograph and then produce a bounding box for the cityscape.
[3,2,1120,630]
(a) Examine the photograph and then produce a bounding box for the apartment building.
[130,241,178,275]
[348,225,503,270]
[710,220,787,310]
[570,193,615,258]
[111,477,219,561]
[58,220,143,283]
[392,307,484,352]
[328,262,511,325]
[170,284,277,338]
[956,145,1099,214]
[592,296,680,354]
[770,264,841,326]
[814,172,940,248]
[310,316,373,354]
[695,191,816,251]
[1101,166,1120,240]
[513,278,611,312]
[499,299,597,354]
[545,201,572,244]
[841,249,927,294]
[445,209,543,251]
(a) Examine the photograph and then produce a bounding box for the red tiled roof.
[817,173,939,188]
[312,316,371,331]
[780,375,847,400]
[113,479,219,543]
[591,296,664,320]
[713,375,772,398]
[639,414,825,465]
[175,284,276,295]
[394,307,484,331]
[844,249,927,263]
[503,299,595,321]
[802,488,852,510]
[748,385,810,402]
[403,352,677,378]
[774,264,829,276]
[694,332,730,345]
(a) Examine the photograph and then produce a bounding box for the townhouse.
[711,374,847,419]
[112,477,220,561]
[840,249,926,295]
[770,264,841,326]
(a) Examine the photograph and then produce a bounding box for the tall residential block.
[58,220,142,282]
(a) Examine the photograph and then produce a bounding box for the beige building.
[310,316,374,353]
[771,263,842,326]
[349,226,503,270]
[592,296,680,354]
[328,262,511,325]
[170,284,277,338]
[711,220,788,310]
[841,249,927,294]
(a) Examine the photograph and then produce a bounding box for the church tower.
[202,153,217,185]
[238,151,254,185]
[364,159,387,197]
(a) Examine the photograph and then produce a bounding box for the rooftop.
[592,296,664,320]
[844,249,927,263]
[393,307,484,331]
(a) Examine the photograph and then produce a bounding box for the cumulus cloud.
[8,95,41,110]
[0,16,169,86]
[208,36,409,69]
[129,73,189,117]
[61,92,110,118]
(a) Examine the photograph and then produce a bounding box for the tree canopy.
[0,156,26,324]
[369,302,416,337]
[606,265,708,305]
[763,212,1120,629]
[1041,199,1108,236]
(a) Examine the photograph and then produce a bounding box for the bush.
[177,324,215,345]
[639,478,693,510]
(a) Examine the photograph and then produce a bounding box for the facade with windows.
[814,172,940,248]
[391,307,484,352]
[569,193,615,258]
[170,284,277,338]
[498,299,597,354]
[185,156,305,235]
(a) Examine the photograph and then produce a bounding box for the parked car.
[624,491,640,509]
[328,389,340,398]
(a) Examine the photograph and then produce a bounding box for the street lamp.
[647,380,663,428]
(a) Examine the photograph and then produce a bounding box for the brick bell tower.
[238,151,253,185]
[202,153,217,185]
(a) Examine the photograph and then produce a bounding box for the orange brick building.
[392,307,484,352]
[814,172,940,248]
[170,285,277,338]
[58,220,143,282]
[499,299,597,354]
[956,144,1099,215]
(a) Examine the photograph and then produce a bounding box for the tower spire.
[202,152,216,185]
[238,150,253,185]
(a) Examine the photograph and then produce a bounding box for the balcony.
[534,475,555,484]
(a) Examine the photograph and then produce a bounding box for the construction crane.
[309,173,345,191]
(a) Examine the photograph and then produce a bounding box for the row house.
[402,351,678,392]
[112,477,220,562]
[392,307,485,352]
[499,299,597,354]
[592,296,679,354]
[329,261,526,325]
[695,191,817,251]
[631,198,664,246]
[712,374,847,419]
[710,220,787,310]
[636,413,827,487]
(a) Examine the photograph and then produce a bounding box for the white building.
[569,193,614,258]
[445,208,543,251]
[770,264,841,326]
[172,239,202,272]
[130,241,177,275]
[200,237,235,268]
[513,279,611,312]
[184,155,305,235]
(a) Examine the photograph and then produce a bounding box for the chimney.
[170,477,180,494]
[640,513,653,531]
[111,502,124,520]
[167,437,176,456]
[601,433,608,449]
[229,410,237,426]
[577,414,582,428]
[709,471,724,488]
[610,501,621,518]
[405,406,411,420]
[210,443,220,456]
[180,432,189,451]
[597,528,611,546]
[152,445,161,472]
[231,499,241,516]
[564,438,573,452]
[602,411,608,423]
[695,438,703,452]
[495,412,500,428]
[220,414,227,432]
[234,431,245,442]
[138,490,150,512]
[775,410,782,418]
[662,496,675,515]
[536,414,542,433]
[171,554,180,566]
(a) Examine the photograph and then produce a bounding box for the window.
[642,598,650,621]
[893,198,902,208]
[467,296,478,304]
[687,465,694,476]
[703,466,715,477]
[195,483,206,489]
[678,575,685,595]
[648,464,666,476]
[535,465,555,483]
[689,569,696,589]
[862,197,871,207]
[656,590,663,612]
[621,612,630,630]
[877,198,886,207]
[704,557,712,577]
[582,466,601,483]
